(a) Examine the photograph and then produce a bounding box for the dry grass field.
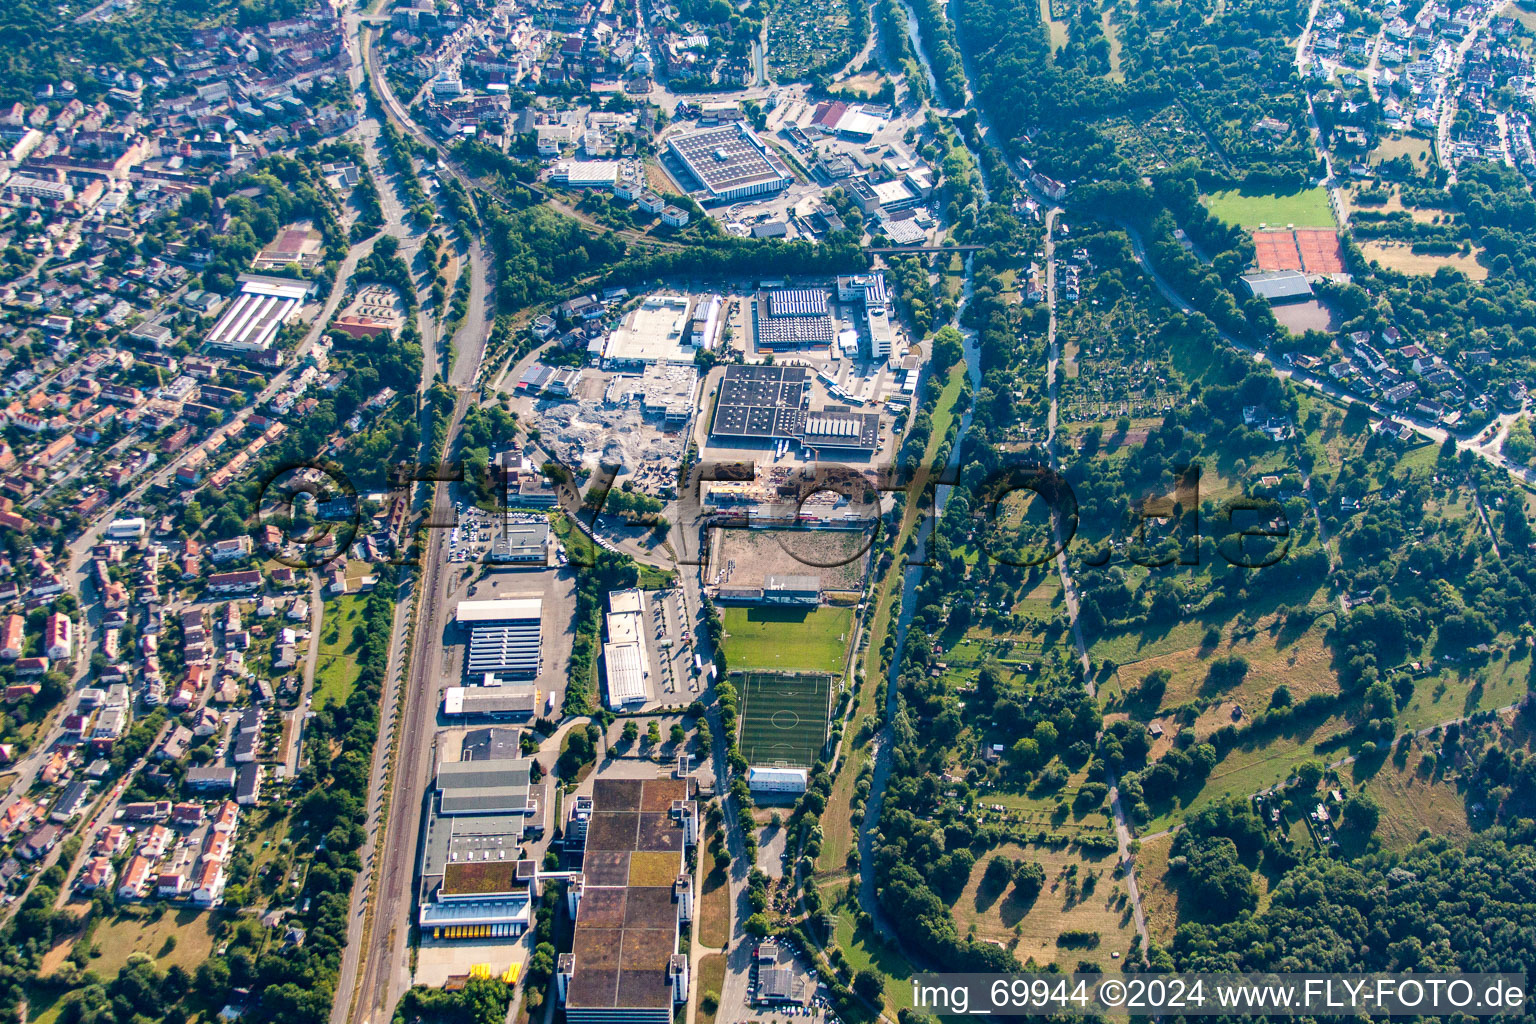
[75,908,220,979]
[1369,133,1434,171]
[1039,0,1069,50]
[1351,745,1471,850]
[1135,831,1277,936]
[1109,615,1339,715]
[695,954,728,1024]
[1133,833,1179,945]
[1358,240,1488,281]
[1340,186,1450,224]
[952,843,1139,970]
[816,743,871,876]
[699,865,731,949]
[1103,8,1124,79]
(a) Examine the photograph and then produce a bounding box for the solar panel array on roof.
[802,411,880,450]
[709,364,880,452]
[805,415,857,437]
[206,290,300,352]
[756,315,835,347]
[665,124,793,202]
[466,621,541,675]
[766,289,828,318]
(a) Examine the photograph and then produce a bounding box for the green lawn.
[1203,186,1336,229]
[313,593,368,708]
[833,908,919,1017]
[721,605,853,674]
[26,987,68,1024]
[928,364,967,446]
[1142,711,1352,833]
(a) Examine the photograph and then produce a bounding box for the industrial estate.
[0,1,1533,1024]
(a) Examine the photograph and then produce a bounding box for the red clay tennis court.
[1253,230,1303,271]
[1294,228,1344,273]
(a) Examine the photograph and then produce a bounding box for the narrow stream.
[901,3,940,97]
[857,257,980,941]
[853,0,998,950]
[900,0,991,202]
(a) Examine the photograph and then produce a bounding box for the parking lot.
[646,587,706,705]
[447,502,513,564]
[743,935,842,1022]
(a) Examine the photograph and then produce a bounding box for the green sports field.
[736,670,833,768]
[1202,186,1336,229]
[720,605,853,674]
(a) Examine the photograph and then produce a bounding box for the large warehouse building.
[665,123,793,204]
[457,598,543,678]
[753,288,836,349]
[602,589,650,709]
[601,294,701,369]
[417,729,549,939]
[205,275,314,355]
[709,364,880,457]
[442,684,538,720]
[557,778,698,1024]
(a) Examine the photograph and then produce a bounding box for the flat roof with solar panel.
[753,291,835,349]
[766,289,828,317]
[709,365,879,454]
[665,123,793,203]
[458,598,543,677]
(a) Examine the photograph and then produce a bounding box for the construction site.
[519,365,698,499]
[707,527,872,597]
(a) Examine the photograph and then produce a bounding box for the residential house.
[117,854,152,899]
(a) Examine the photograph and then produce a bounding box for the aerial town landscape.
[0,0,1534,1021]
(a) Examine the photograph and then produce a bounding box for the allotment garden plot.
[1097,104,1219,175]
[765,0,853,80]
[736,670,834,767]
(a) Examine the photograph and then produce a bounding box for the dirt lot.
[708,527,871,594]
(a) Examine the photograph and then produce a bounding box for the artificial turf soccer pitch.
[735,670,834,768]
